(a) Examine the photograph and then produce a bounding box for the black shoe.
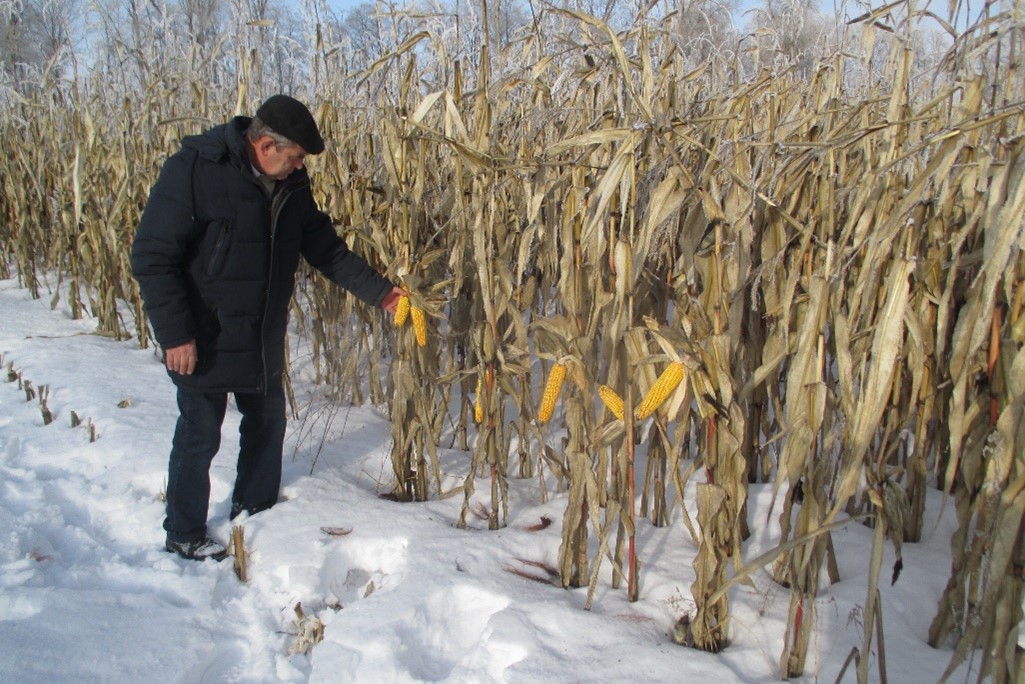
[165,536,229,562]
[230,502,271,521]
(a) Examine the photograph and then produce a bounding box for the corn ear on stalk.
[598,385,625,420]
[474,374,484,424]
[410,305,428,347]
[538,363,567,424]
[635,361,685,420]
[394,295,410,326]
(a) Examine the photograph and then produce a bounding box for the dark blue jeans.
[164,385,287,543]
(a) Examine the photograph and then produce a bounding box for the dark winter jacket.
[130,117,393,393]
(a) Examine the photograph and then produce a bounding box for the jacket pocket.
[205,219,232,277]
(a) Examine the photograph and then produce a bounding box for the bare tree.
[0,0,80,83]
[0,0,29,77]
[485,0,532,46]
[744,0,831,77]
[341,1,385,66]
[179,0,223,49]
[673,0,739,65]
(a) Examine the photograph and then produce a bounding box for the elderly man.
[131,95,403,561]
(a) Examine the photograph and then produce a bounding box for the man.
[131,94,403,561]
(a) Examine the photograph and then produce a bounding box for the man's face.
[253,137,308,180]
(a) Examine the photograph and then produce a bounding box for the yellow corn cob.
[598,385,624,420]
[474,374,484,424]
[634,361,685,420]
[538,363,567,424]
[394,295,410,326]
[411,305,428,347]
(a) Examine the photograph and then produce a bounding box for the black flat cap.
[255,94,325,154]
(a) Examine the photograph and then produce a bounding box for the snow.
[0,276,993,682]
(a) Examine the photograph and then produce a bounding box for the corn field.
[1,0,1023,681]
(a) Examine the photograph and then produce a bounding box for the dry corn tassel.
[474,374,484,424]
[410,305,428,347]
[538,363,567,424]
[598,385,625,420]
[394,295,410,326]
[635,361,685,420]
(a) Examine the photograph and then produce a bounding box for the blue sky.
[325,0,359,10]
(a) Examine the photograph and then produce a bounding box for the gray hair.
[246,116,296,147]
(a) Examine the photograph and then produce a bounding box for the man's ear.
[255,136,277,157]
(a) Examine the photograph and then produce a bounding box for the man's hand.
[164,341,198,375]
[380,286,408,314]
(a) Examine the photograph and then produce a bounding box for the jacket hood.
[181,116,311,190]
[181,117,251,169]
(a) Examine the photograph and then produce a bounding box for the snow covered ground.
[0,276,991,682]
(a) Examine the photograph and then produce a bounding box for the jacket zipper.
[257,180,301,393]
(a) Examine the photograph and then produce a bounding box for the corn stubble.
[2,3,1023,681]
